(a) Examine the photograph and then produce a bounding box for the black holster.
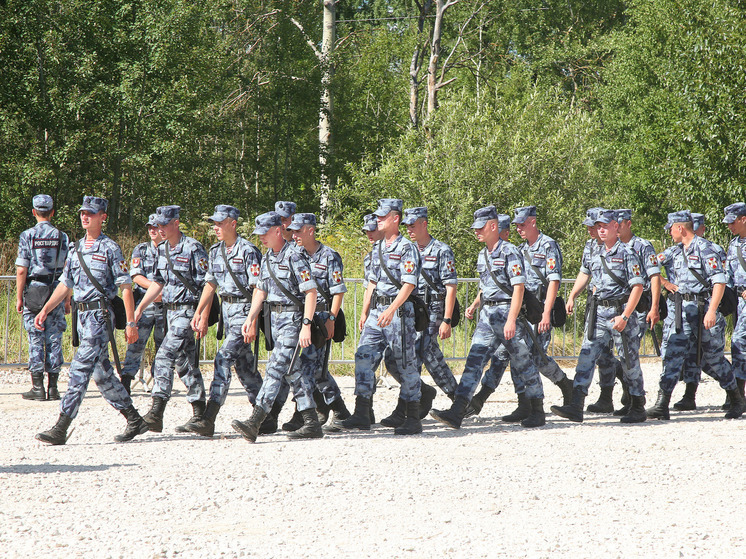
[262,301,274,351]
[586,296,598,341]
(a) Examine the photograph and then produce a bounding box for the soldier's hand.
[325,318,335,340]
[358,312,368,332]
[504,317,516,340]
[34,310,48,330]
[611,316,627,332]
[646,308,660,327]
[299,324,312,348]
[134,308,143,324]
[665,281,678,293]
[190,314,201,333]
[439,321,452,340]
[704,310,717,330]
[741,289,746,300]
[566,297,575,315]
[242,319,257,343]
[64,299,72,314]
[465,304,477,321]
[377,307,396,328]
[16,298,23,313]
[125,325,139,344]
[538,311,551,334]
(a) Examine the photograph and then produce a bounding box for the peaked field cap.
[498,214,511,232]
[615,209,632,222]
[722,202,746,224]
[274,201,297,218]
[79,196,109,214]
[252,211,282,235]
[155,205,180,225]
[470,205,498,229]
[582,207,602,227]
[362,214,377,232]
[595,209,616,224]
[373,198,404,217]
[691,212,705,230]
[512,205,536,224]
[286,212,317,230]
[665,210,692,230]
[33,195,53,211]
[402,207,427,225]
[147,214,159,227]
[208,205,240,222]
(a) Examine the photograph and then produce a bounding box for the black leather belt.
[29,274,58,285]
[670,292,706,302]
[482,300,510,306]
[375,295,397,306]
[165,302,197,311]
[221,295,251,304]
[597,298,627,308]
[316,303,329,312]
[77,300,108,312]
[268,303,302,313]
[424,292,445,304]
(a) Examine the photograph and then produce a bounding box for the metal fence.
[0,275,661,369]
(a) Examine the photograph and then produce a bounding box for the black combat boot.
[550,386,585,422]
[36,413,73,445]
[645,390,671,420]
[339,395,372,431]
[175,400,206,433]
[286,408,324,439]
[395,400,422,435]
[120,375,132,396]
[556,376,574,407]
[616,363,630,408]
[323,397,352,432]
[188,399,221,437]
[613,379,632,416]
[380,398,406,428]
[724,386,746,419]
[114,406,150,442]
[521,398,546,428]
[587,386,614,413]
[46,373,61,400]
[502,393,531,422]
[231,405,268,443]
[418,383,437,419]
[672,382,698,411]
[259,400,284,434]
[369,395,376,425]
[620,395,647,423]
[430,396,469,430]
[313,390,331,426]
[282,403,304,432]
[464,385,494,418]
[22,372,46,401]
[142,396,168,433]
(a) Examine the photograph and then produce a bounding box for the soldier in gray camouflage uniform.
[16,195,69,401]
[431,206,546,429]
[187,205,263,437]
[120,214,165,394]
[35,196,148,445]
[135,205,209,433]
[231,211,322,442]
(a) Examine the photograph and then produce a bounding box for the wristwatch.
[328,314,336,322]
[621,315,629,322]
[302,317,312,325]
[126,321,136,328]
[443,318,452,325]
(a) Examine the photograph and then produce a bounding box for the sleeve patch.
[632,264,641,276]
[547,258,556,270]
[250,264,261,276]
[403,261,415,273]
[119,260,129,272]
[511,264,522,276]
[198,258,208,272]
[446,260,455,273]
[300,270,311,282]
[332,270,342,283]
[131,257,141,267]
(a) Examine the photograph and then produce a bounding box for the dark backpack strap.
[266,253,305,307]
[600,253,627,288]
[164,242,199,296]
[221,242,253,300]
[482,249,513,298]
[522,248,550,289]
[378,242,403,290]
[76,240,109,298]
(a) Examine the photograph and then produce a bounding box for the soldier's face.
[587,225,598,240]
[377,212,398,234]
[158,220,179,239]
[259,226,283,249]
[596,221,618,242]
[80,210,105,230]
[474,221,497,244]
[147,226,159,241]
[365,229,382,244]
[405,219,427,242]
[291,225,314,246]
[727,217,746,236]
[212,218,236,241]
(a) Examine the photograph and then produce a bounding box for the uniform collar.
[602,240,623,256]
[383,234,403,251]
[167,233,185,253]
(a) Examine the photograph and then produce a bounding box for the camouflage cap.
[146,213,159,227]
[286,212,317,231]
[665,210,692,231]
[512,205,537,224]
[615,209,632,222]
[208,204,240,223]
[402,206,427,226]
[373,198,404,217]
[155,205,181,225]
[79,196,109,214]
[252,211,282,235]
[470,205,498,229]
[497,214,512,232]
[722,202,746,224]
[274,201,297,218]
[362,214,378,232]
[595,209,616,224]
[32,195,53,212]
[582,207,603,227]
[691,212,705,231]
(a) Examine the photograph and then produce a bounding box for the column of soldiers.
[16,195,746,446]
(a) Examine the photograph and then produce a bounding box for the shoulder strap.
[522,248,549,288]
[600,251,626,288]
[737,243,746,274]
[164,242,199,296]
[378,242,403,290]
[75,239,109,300]
[418,246,441,292]
[265,251,304,307]
[221,242,253,299]
[482,249,513,297]
[687,266,710,289]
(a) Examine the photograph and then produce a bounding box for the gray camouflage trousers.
[60,309,132,419]
[455,304,544,401]
[24,303,66,374]
[122,303,164,379]
[151,308,206,403]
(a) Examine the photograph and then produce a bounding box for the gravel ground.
[1,362,745,559]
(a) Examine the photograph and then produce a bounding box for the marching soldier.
[135,205,209,433]
[275,201,297,243]
[431,206,546,429]
[648,211,745,420]
[16,195,70,401]
[232,211,321,442]
[120,214,165,394]
[340,198,423,435]
[35,196,147,444]
[723,204,746,409]
[553,209,647,424]
[187,205,263,437]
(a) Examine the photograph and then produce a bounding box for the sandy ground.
[1,362,745,559]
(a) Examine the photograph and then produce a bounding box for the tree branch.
[290,17,322,60]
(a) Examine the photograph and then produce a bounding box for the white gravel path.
[1,363,744,558]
